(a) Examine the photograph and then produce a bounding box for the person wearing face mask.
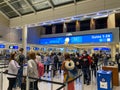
[80,50,92,85]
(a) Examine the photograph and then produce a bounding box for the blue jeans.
[82,68,90,84]
[14,67,23,88]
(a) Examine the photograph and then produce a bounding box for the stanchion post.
[64,83,68,90]
[26,76,29,90]
[51,69,53,90]
[1,71,3,90]
[81,72,84,90]
[95,68,98,90]
[91,70,93,84]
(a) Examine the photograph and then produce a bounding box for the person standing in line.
[58,52,64,74]
[80,50,92,85]
[61,53,75,90]
[43,53,51,77]
[28,51,39,90]
[91,53,98,78]
[36,52,41,63]
[7,52,20,90]
[103,52,109,66]
[14,48,26,89]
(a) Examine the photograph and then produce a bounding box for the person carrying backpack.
[53,53,59,77]
[61,53,76,90]
[28,51,39,90]
[14,48,26,90]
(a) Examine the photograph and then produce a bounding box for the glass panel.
[0,3,7,8]
[52,0,73,5]
[33,1,50,10]
[7,11,19,18]
[0,0,4,3]
[0,5,13,12]
[29,0,45,4]
[10,0,28,9]
[76,0,85,1]
[18,7,33,14]
[9,0,23,3]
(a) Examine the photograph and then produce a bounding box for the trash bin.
[97,70,112,90]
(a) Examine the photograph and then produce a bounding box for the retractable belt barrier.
[0,66,83,90]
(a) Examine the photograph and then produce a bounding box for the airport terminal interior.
[0,0,120,90]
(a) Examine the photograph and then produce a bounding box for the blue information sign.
[39,33,113,45]
[9,45,18,49]
[33,47,39,51]
[27,47,30,51]
[0,44,5,48]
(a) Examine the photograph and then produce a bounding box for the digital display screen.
[13,46,19,49]
[9,45,13,49]
[0,44,5,48]
[48,48,52,51]
[9,45,18,49]
[27,47,30,51]
[39,33,113,45]
[33,47,39,51]
[93,47,111,51]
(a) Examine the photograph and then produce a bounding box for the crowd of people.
[6,48,112,90]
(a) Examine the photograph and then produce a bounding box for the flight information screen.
[39,33,113,45]
[0,44,5,48]
[9,45,19,49]
[33,47,39,51]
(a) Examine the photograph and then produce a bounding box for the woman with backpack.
[28,51,39,90]
[61,53,75,90]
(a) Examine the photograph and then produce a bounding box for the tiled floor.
[0,67,120,90]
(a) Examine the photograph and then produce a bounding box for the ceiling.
[0,0,83,19]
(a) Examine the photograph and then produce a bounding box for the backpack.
[15,53,25,66]
[54,55,59,63]
[65,60,78,80]
[68,67,78,78]
[37,62,44,77]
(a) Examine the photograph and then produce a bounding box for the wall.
[0,13,10,42]
[27,26,42,44]
[10,0,120,27]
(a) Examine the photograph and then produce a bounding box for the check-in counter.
[102,65,119,86]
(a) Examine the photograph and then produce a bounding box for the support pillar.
[63,22,67,33]
[76,20,80,31]
[107,13,115,29]
[111,44,116,61]
[22,25,28,57]
[52,25,56,34]
[90,18,95,30]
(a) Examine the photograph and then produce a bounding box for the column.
[111,44,116,61]
[63,22,67,33]
[107,13,115,29]
[90,18,95,30]
[76,20,80,31]
[22,25,27,57]
[52,25,56,34]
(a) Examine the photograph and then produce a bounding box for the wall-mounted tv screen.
[9,45,18,49]
[0,44,5,48]
[33,47,39,51]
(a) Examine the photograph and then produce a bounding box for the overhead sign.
[39,33,113,45]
